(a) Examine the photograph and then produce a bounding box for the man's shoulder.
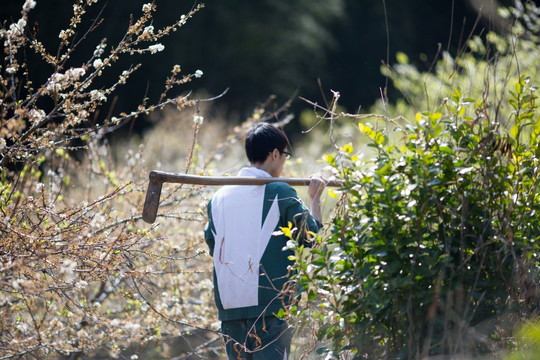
[265,181,297,197]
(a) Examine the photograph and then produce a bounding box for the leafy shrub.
[294,76,539,359]
[291,2,540,358]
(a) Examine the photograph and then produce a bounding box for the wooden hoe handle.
[142,170,344,224]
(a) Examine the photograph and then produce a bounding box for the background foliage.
[1,0,521,125]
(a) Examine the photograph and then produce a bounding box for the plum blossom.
[9,19,27,37]
[65,67,86,81]
[23,0,36,12]
[93,42,106,57]
[29,108,46,122]
[148,43,165,54]
[93,58,103,69]
[143,25,154,36]
[59,259,78,282]
[193,114,204,125]
[142,3,152,12]
[90,89,107,102]
[46,73,67,93]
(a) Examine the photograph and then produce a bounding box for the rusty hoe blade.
[142,170,345,224]
[142,176,163,224]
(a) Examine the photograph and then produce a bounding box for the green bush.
[291,2,540,358]
[293,76,539,359]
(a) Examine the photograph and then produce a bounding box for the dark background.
[1,0,528,132]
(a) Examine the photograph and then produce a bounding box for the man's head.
[245,123,291,177]
[245,123,290,164]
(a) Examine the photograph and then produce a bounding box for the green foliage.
[295,75,539,358]
[505,318,540,360]
[374,1,540,125]
[292,3,540,357]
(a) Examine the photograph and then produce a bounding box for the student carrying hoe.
[204,122,326,359]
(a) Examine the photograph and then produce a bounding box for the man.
[204,122,325,359]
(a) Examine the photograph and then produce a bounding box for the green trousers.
[221,316,293,360]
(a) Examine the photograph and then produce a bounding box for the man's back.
[205,167,318,321]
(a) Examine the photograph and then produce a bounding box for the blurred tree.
[0,0,527,128]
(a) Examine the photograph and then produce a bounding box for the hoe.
[142,170,344,223]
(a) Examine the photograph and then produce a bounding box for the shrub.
[291,1,540,358]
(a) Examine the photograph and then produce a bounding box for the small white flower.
[60,259,78,282]
[0,138,6,150]
[90,89,107,102]
[193,114,204,125]
[124,322,141,335]
[29,108,46,122]
[143,25,154,35]
[9,19,27,36]
[93,58,103,69]
[148,43,164,54]
[12,278,25,290]
[131,355,139,360]
[6,67,17,74]
[75,280,88,289]
[66,67,86,81]
[23,0,36,12]
[194,69,203,78]
[142,3,152,13]
[46,73,67,92]
[93,43,106,57]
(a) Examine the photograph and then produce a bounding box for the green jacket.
[204,167,320,321]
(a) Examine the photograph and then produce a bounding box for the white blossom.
[23,0,36,12]
[148,43,165,54]
[0,138,6,150]
[90,89,107,102]
[93,58,103,69]
[58,29,68,40]
[6,67,17,74]
[46,73,67,92]
[29,108,46,122]
[194,69,203,78]
[59,259,78,282]
[193,114,204,125]
[119,70,130,84]
[142,25,154,36]
[75,280,88,289]
[16,322,30,334]
[142,3,152,12]
[12,278,25,290]
[35,182,44,192]
[93,43,106,57]
[9,19,27,37]
[65,67,86,81]
[124,322,141,335]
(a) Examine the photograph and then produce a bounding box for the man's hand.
[308,175,326,223]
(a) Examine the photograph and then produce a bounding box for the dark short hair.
[245,123,290,163]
